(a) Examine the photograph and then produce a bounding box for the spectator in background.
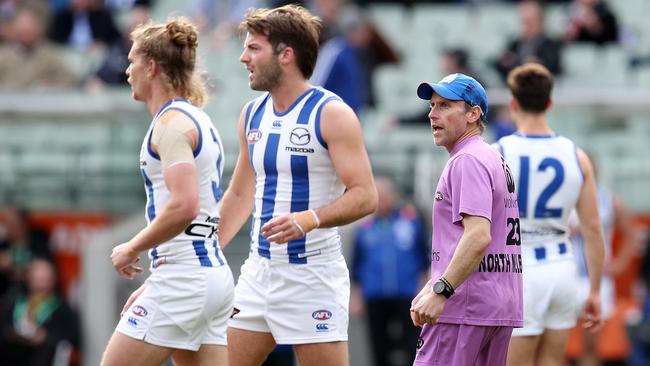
[0,206,52,296]
[0,1,79,88]
[490,105,516,141]
[84,5,150,92]
[187,0,259,48]
[310,3,366,113]
[397,48,481,127]
[48,0,121,51]
[564,0,619,46]
[350,176,429,366]
[311,1,400,113]
[495,0,562,82]
[0,257,81,366]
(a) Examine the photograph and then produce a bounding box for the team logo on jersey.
[272,120,282,129]
[312,309,332,320]
[435,192,444,201]
[416,337,424,350]
[501,157,516,193]
[247,129,262,144]
[132,305,148,317]
[290,127,310,146]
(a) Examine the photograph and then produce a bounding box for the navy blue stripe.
[150,248,159,264]
[165,107,203,157]
[153,98,188,120]
[314,96,339,149]
[249,96,268,131]
[210,128,223,173]
[192,240,213,267]
[274,88,316,117]
[288,155,309,264]
[212,181,223,202]
[147,129,160,160]
[212,240,224,266]
[244,101,255,132]
[257,133,281,259]
[518,156,530,218]
[248,97,269,166]
[514,132,559,139]
[297,89,324,124]
[141,169,156,221]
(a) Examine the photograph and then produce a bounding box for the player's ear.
[278,46,294,66]
[467,105,481,123]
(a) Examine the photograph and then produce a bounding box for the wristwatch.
[433,277,455,299]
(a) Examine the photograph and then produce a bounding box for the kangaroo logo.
[290,127,310,146]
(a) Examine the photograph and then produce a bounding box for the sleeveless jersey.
[139,98,227,268]
[498,133,583,264]
[244,87,344,264]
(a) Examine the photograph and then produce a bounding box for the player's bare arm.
[575,148,605,330]
[218,103,256,248]
[261,100,378,244]
[111,110,200,278]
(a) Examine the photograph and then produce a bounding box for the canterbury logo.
[290,127,310,146]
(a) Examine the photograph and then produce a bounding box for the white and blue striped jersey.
[244,87,345,264]
[139,98,227,269]
[498,133,584,263]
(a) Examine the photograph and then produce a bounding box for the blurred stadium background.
[0,0,649,365]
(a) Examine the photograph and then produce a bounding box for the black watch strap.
[438,277,455,298]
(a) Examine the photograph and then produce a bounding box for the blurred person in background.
[187,0,259,49]
[0,0,79,88]
[101,17,234,366]
[311,1,399,114]
[48,0,121,51]
[350,176,429,366]
[310,3,366,113]
[567,154,643,366]
[0,206,52,297]
[0,257,81,366]
[494,0,562,83]
[84,5,151,92]
[220,5,377,365]
[498,63,605,366]
[397,48,482,127]
[563,0,619,46]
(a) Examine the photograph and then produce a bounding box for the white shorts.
[512,259,578,337]
[116,263,234,351]
[577,275,615,320]
[229,255,350,344]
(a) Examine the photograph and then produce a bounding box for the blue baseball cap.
[417,73,488,121]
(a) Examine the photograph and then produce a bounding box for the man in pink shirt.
[410,73,523,365]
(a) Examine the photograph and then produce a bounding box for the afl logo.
[290,127,310,146]
[247,129,262,144]
[132,305,148,317]
[312,310,332,321]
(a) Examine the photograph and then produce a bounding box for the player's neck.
[269,77,312,114]
[146,84,181,117]
[515,113,553,135]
